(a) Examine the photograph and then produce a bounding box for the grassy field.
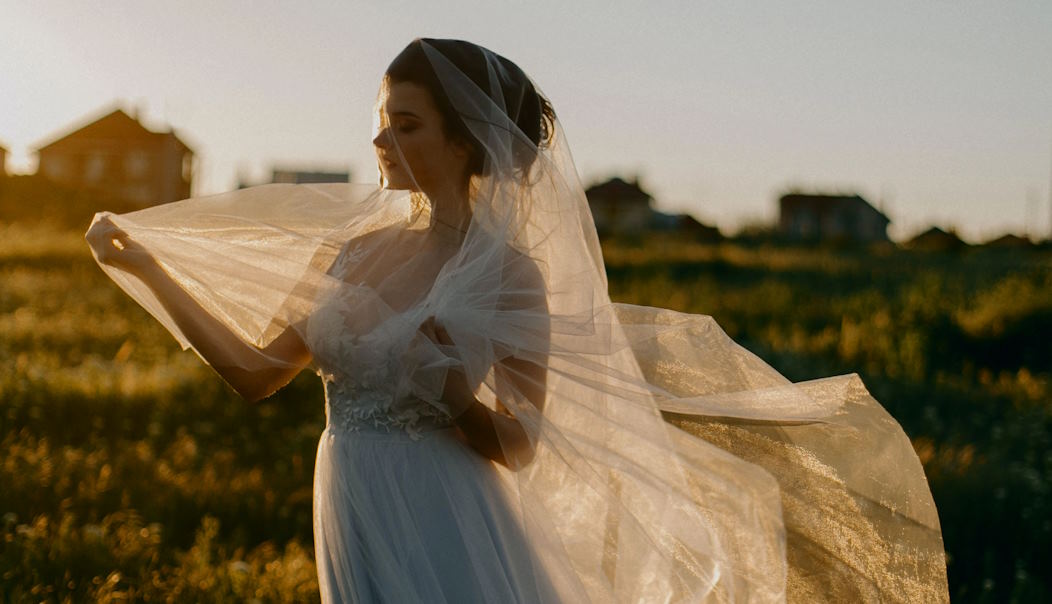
[1,216,1049,602]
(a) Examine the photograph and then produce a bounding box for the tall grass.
[1,223,324,602]
[1,222,1049,602]
[606,235,1051,602]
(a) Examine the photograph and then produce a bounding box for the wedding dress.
[86,39,949,602]
[305,223,560,602]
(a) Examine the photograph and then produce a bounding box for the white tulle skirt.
[312,424,559,603]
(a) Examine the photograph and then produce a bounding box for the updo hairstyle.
[384,38,556,177]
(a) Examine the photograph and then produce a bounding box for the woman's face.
[373,79,469,195]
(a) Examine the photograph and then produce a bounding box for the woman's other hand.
[418,315,476,404]
[86,214,156,273]
[418,315,535,469]
[418,315,454,347]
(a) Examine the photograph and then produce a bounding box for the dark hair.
[384,38,555,176]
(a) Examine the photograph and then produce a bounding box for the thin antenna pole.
[1027,188,1037,240]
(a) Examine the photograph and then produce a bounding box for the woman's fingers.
[418,315,437,340]
[86,216,151,270]
[86,216,112,246]
[433,322,453,346]
[418,315,454,346]
[87,216,127,250]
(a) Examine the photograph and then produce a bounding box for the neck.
[427,180,473,234]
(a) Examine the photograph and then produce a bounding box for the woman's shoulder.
[338,219,419,254]
[495,242,548,312]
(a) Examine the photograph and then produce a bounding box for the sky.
[1,0,1050,242]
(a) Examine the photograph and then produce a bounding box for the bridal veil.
[87,38,948,602]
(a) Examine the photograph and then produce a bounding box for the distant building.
[0,143,7,177]
[271,168,349,184]
[238,167,351,189]
[778,193,890,243]
[673,214,723,241]
[982,233,1033,249]
[586,176,721,239]
[34,107,193,206]
[905,226,967,252]
[585,177,657,236]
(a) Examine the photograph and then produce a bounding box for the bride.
[86,38,948,602]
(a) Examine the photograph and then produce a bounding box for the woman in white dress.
[86,38,949,602]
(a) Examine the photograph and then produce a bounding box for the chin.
[384,181,419,193]
[379,173,412,191]
[380,170,421,192]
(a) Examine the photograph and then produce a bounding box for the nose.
[372,127,391,149]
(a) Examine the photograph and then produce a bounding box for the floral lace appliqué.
[308,244,454,440]
[321,366,452,440]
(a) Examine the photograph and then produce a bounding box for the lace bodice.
[320,368,452,440]
[304,247,454,440]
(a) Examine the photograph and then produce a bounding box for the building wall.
[588,200,654,236]
[586,178,656,237]
[38,135,191,206]
[35,110,192,207]
[271,169,349,184]
[779,195,889,242]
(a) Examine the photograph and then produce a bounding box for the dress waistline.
[323,420,457,441]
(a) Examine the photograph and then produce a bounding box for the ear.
[450,138,472,159]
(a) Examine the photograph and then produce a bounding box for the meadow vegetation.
[1,186,1049,601]
[606,235,1050,603]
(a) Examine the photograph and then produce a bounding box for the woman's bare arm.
[419,249,549,469]
[88,216,311,401]
[449,356,546,469]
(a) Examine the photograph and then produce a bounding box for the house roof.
[905,226,967,249]
[676,214,722,237]
[33,106,193,153]
[983,233,1033,248]
[779,193,890,224]
[585,177,652,204]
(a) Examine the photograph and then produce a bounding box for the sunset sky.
[2,1,1050,241]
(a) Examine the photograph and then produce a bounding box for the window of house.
[182,153,192,182]
[84,153,106,183]
[125,151,150,178]
[44,156,69,180]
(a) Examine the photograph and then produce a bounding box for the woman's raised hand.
[86,214,156,273]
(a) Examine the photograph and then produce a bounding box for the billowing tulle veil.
[87,40,948,602]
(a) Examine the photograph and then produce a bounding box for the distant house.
[585,177,657,236]
[674,214,723,241]
[650,211,723,240]
[905,226,967,252]
[34,107,193,206]
[778,193,890,243]
[982,233,1033,249]
[238,167,351,189]
[586,176,721,240]
[271,168,349,184]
